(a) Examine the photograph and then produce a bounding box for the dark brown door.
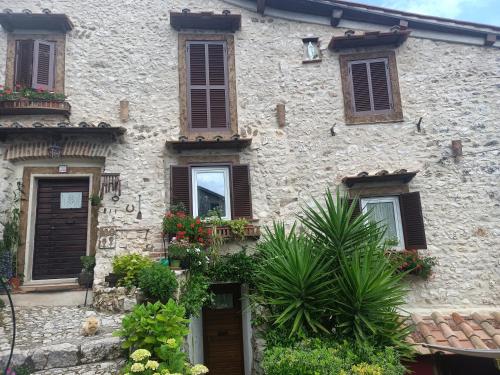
[32,178,90,280]
[203,283,244,375]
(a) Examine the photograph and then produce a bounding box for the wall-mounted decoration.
[302,37,321,64]
[98,226,117,249]
[100,173,121,200]
[48,143,62,158]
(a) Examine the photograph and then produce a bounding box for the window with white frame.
[191,167,231,220]
[361,196,404,249]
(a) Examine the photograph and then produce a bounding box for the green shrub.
[114,300,189,373]
[332,245,410,352]
[255,222,334,337]
[206,249,257,286]
[262,339,405,375]
[80,255,95,272]
[178,273,213,318]
[112,254,153,288]
[138,263,178,303]
[184,246,209,274]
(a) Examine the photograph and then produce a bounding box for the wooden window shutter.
[399,192,427,249]
[32,40,56,91]
[170,166,191,214]
[231,165,252,219]
[187,41,229,130]
[347,198,362,220]
[349,58,392,114]
[14,40,34,88]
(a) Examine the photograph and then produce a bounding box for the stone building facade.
[0,0,498,372]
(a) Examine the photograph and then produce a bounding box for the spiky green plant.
[332,243,411,353]
[300,189,384,267]
[255,222,334,337]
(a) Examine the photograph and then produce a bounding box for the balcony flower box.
[215,224,260,240]
[0,86,70,116]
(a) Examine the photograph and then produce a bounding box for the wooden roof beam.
[331,9,343,27]
[257,0,266,15]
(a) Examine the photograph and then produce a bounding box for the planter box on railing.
[0,99,71,116]
[215,224,260,240]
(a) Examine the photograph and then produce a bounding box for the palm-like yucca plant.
[300,189,384,267]
[333,243,411,353]
[255,222,334,337]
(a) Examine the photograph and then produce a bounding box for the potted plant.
[78,255,96,287]
[105,272,120,287]
[89,194,102,207]
[168,243,188,270]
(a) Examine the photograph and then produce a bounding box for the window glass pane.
[212,293,234,309]
[196,170,226,217]
[60,192,82,209]
[365,202,398,243]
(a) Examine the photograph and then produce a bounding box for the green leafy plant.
[255,222,335,337]
[206,248,257,286]
[184,246,209,274]
[163,211,212,246]
[112,254,153,288]
[89,194,102,207]
[80,255,96,272]
[138,263,178,303]
[227,218,249,239]
[178,273,213,318]
[389,250,437,279]
[0,85,66,101]
[262,339,405,375]
[114,300,190,373]
[332,245,411,352]
[300,189,383,269]
[0,184,22,280]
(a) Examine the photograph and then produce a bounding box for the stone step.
[32,359,125,374]
[0,336,124,372]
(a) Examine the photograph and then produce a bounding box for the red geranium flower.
[207,228,212,235]
[190,223,195,229]
[177,223,183,229]
[5,89,12,94]
[195,218,201,224]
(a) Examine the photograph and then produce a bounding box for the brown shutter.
[14,40,34,88]
[347,198,362,219]
[399,192,427,249]
[170,166,191,214]
[369,60,392,111]
[187,41,229,130]
[350,62,372,113]
[231,165,252,219]
[32,40,56,91]
[349,58,392,114]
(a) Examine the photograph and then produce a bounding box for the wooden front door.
[202,283,244,375]
[32,178,90,280]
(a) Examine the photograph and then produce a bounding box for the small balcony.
[0,98,71,116]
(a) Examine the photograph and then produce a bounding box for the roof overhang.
[328,30,411,50]
[166,138,252,151]
[342,171,417,187]
[0,13,73,33]
[0,126,126,142]
[243,0,499,44]
[422,344,500,359]
[170,11,241,32]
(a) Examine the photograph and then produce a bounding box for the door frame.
[24,174,93,284]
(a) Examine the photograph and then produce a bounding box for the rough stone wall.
[0,0,498,310]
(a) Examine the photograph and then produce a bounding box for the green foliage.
[168,242,190,260]
[332,245,411,352]
[114,300,189,373]
[0,86,66,101]
[262,339,405,375]
[389,250,437,279]
[112,254,153,288]
[162,212,211,246]
[227,218,249,239]
[89,194,102,207]
[206,249,256,286]
[255,222,335,337]
[0,184,22,279]
[0,298,5,309]
[184,246,209,274]
[178,273,213,318]
[8,365,34,375]
[138,263,178,303]
[80,256,96,272]
[300,189,383,269]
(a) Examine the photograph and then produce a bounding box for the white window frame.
[191,166,231,220]
[361,196,404,249]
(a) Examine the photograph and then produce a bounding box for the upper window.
[340,51,403,125]
[178,34,238,139]
[15,39,56,91]
[361,196,404,249]
[192,166,231,219]
[187,41,229,130]
[170,164,252,220]
[5,33,66,93]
